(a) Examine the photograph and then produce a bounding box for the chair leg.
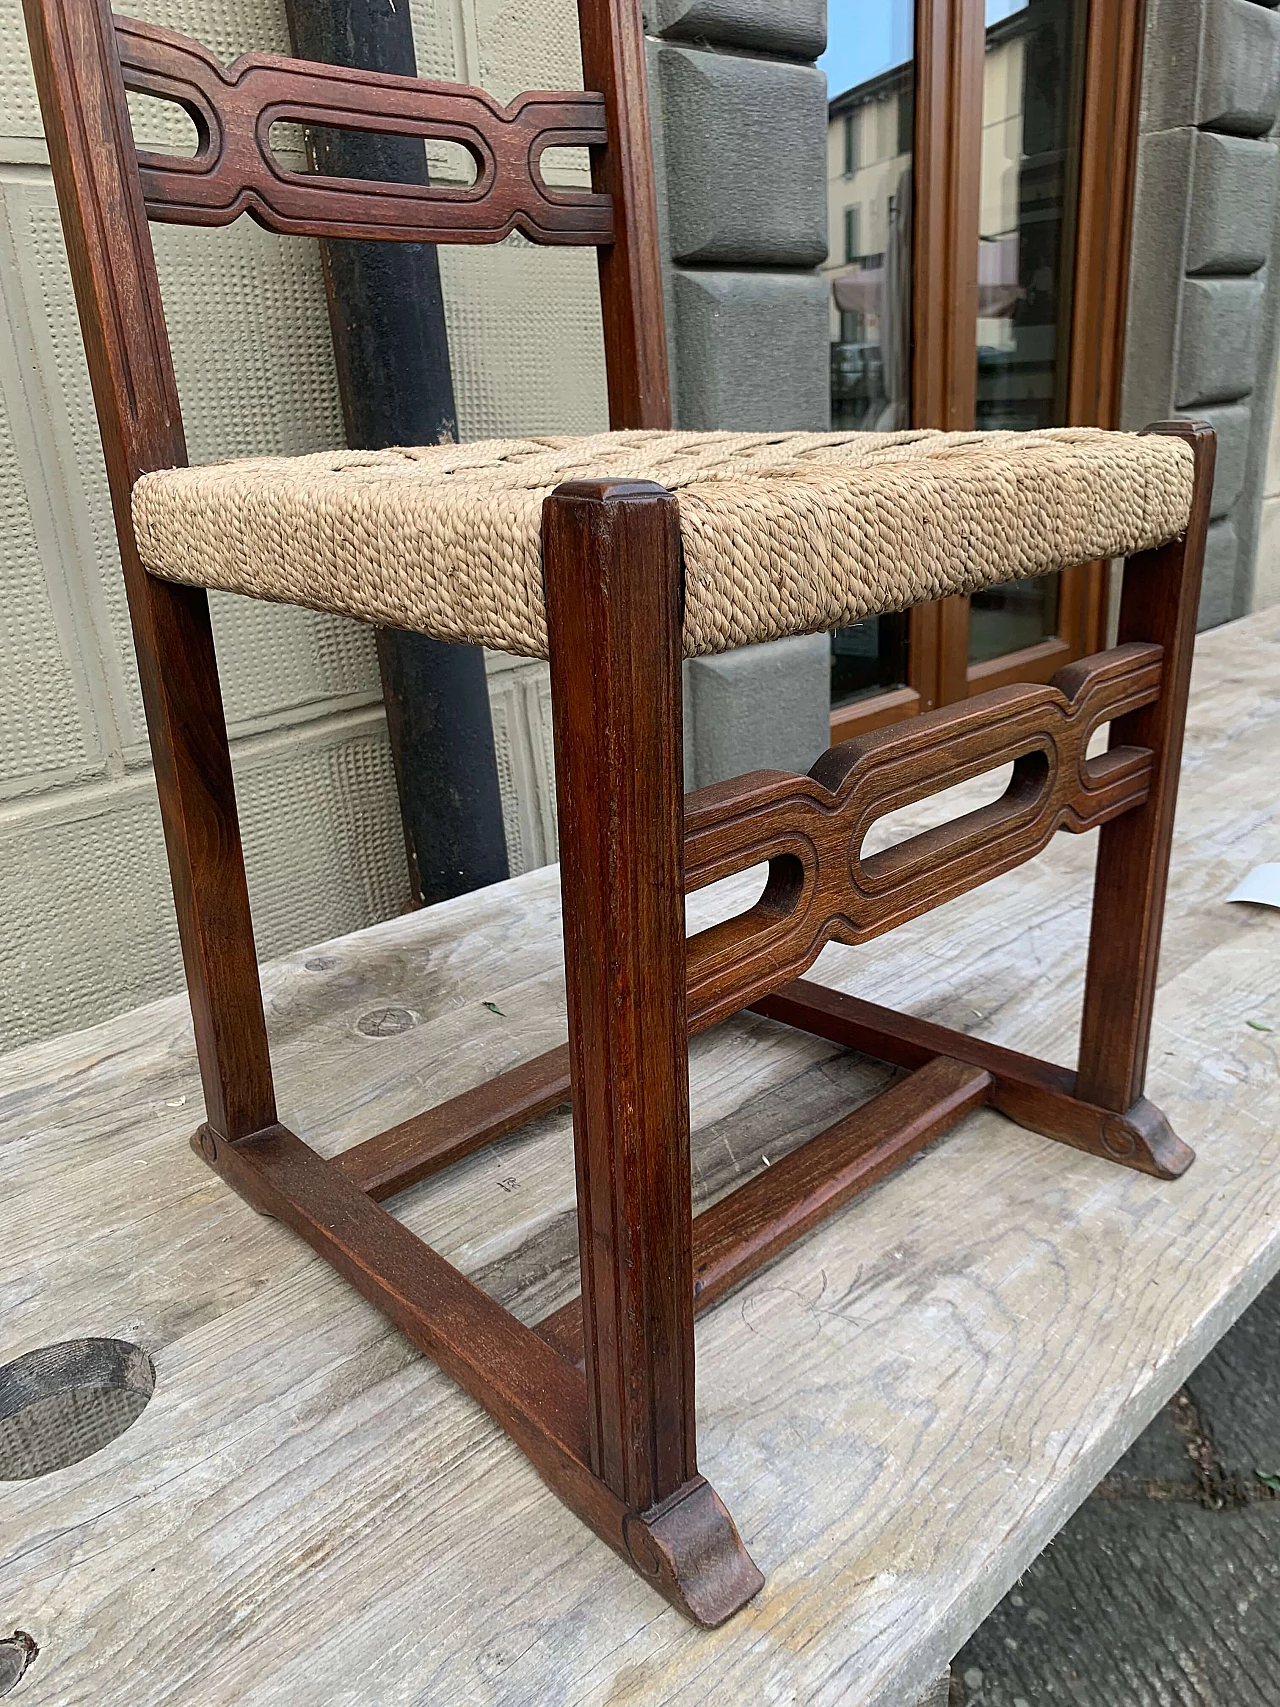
[131,571,277,1142]
[1077,421,1215,1113]
[543,478,763,1625]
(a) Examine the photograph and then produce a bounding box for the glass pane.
[830,612,910,710]
[822,0,914,705]
[972,0,1088,663]
[969,576,1060,664]
[823,0,913,435]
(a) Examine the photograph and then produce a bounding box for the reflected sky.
[819,1,912,99]
[819,0,1028,100]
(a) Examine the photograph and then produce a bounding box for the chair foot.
[753,982,1196,1182]
[623,1475,764,1627]
[193,1120,764,1625]
[1069,1094,1194,1180]
[990,1085,1194,1181]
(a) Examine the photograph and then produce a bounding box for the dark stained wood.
[830,684,921,744]
[689,1057,990,1312]
[24,0,1215,1629]
[540,478,762,1615]
[333,621,1204,1210]
[1068,0,1148,436]
[575,0,672,428]
[1077,422,1216,1112]
[336,1045,571,1199]
[538,1055,992,1365]
[22,0,274,1143]
[116,14,614,245]
[195,1120,756,1627]
[200,1121,589,1451]
[683,643,1164,1031]
[753,979,1195,1181]
[937,590,972,706]
[909,601,943,715]
[543,482,693,1497]
[912,0,982,433]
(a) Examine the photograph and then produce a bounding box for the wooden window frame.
[844,202,860,262]
[829,0,1148,745]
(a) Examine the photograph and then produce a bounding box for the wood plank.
[541,477,763,1623]
[537,1057,992,1362]
[334,1044,571,1199]
[1078,423,1214,1109]
[0,610,1276,1707]
[576,0,671,428]
[753,979,1193,1180]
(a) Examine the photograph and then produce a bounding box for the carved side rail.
[114,15,614,244]
[685,643,1164,1030]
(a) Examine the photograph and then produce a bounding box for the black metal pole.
[284,0,510,906]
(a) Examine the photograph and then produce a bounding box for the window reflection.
[821,0,914,707]
[971,0,1087,664]
[823,2,913,434]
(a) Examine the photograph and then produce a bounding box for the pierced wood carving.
[113,14,614,244]
[684,643,1164,1029]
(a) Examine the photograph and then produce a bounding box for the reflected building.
[825,2,1081,436]
[824,62,914,432]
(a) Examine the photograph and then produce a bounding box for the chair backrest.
[21,0,669,523]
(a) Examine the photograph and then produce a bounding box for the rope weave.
[132,426,1194,658]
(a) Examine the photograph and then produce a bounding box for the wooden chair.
[24,0,1214,1627]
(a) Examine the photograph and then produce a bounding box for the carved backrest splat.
[114,15,614,245]
[683,644,1165,1031]
[24,0,669,477]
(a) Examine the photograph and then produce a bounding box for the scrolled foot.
[622,1475,764,1626]
[992,1082,1194,1179]
[1093,1096,1194,1179]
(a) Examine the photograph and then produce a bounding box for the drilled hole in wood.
[0,1632,37,1697]
[0,1339,155,1480]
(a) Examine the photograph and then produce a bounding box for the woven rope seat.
[131,425,1195,659]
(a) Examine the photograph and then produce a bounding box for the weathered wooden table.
[2,609,1277,1707]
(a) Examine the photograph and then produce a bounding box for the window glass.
[971,0,1088,664]
[821,0,914,710]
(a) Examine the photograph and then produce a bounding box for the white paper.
[1227,864,1280,909]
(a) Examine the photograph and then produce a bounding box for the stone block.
[1202,0,1280,132]
[1254,491,1280,606]
[657,45,828,266]
[954,1499,1280,1706]
[1139,0,1207,133]
[1109,1396,1201,1486]
[684,633,830,790]
[1142,0,1280,136]
[1187,133,1278,275]
[672,268,830,429]
[646,0,826,60]
[1175,275,1264,408]
[1198,399,1253,516]
[1198,516,1240,626]
[1120,128,1193,426]
[1185,1273,1280,1476]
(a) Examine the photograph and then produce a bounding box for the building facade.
[2,0,1278,1050]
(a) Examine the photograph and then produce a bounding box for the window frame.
[828,0,1149,745]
